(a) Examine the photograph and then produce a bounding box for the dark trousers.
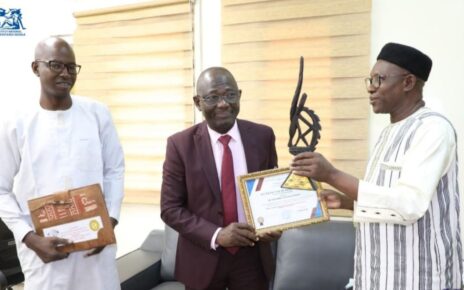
[186,246,268,290]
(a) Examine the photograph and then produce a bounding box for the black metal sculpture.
[283,56,322,190]
[288,56,321,155]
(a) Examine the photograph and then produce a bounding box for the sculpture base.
[289,146,315,156]
[281,171,317,190]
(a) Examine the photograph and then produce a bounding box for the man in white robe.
[291,43,462,289]
[0,37,124,290]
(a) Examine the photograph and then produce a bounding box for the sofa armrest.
[140,229,165,252]
[118,229,165,290]
[118,249,162,290]
[0,270,7,290]
[0,266,24,289]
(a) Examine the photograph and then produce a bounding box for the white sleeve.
[0,120,33,241]
[354,118,456,225]
[210,227,222,250]
[97,105,125,221]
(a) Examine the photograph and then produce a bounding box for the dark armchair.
[273,219,355,290]
[117,219,355,290]
[117,225,183,290]
[0,219,24,290]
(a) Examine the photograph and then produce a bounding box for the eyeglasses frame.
[200,91,240,106]
[364,73,410,89]
[35,59,82,75]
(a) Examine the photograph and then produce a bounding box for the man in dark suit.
[161,67,281,290]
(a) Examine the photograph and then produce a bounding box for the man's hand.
[85,217,118,257]
[290,152,335,183]
[216,223,257,248]
[321,189,354,210]
[257,230,282,243]
[321,189,343,209]
[23,231,71,263]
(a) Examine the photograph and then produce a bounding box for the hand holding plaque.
[28,184,116,253]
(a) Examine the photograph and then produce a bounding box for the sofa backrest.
[157,220,356,288]
[273,220,355,290]
[160,225,179,281]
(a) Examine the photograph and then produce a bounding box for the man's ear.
[193,95,201,111]
[31,61,39,76]
[237,89,242,100]
[403,74,416,92]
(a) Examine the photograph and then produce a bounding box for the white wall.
[0,0,76,115]
[193,0,222,123]
[370,0,464,196]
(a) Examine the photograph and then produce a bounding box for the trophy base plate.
[281,172,317,190]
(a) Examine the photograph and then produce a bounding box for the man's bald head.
[196,67,238,97]
[34,37,75,61]
[193,67,241,134]
[32,37,77,110]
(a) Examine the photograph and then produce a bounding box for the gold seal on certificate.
[238,168,329,234]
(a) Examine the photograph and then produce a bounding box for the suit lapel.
[238,120,260,173]
[194,122,221,199]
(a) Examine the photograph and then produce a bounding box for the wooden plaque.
[28,184,116,253]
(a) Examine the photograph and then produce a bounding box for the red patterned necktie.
[219,135,239,254]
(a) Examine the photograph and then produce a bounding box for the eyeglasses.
[364,73,409,89]
[201,91,239,106]
[35,60,82,75]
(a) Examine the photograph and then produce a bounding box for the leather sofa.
[0,219,24,290]
[117,218,355,290]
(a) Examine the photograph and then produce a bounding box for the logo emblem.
[0,8,26,36]
[89,219,100,231]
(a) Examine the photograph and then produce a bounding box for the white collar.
[207,120,240,143]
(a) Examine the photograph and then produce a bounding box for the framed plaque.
[238,168,329,234]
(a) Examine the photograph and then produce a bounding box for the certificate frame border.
[238,167,329,234]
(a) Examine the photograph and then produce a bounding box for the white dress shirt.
[206,121,248,249]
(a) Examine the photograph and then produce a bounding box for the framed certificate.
[238,168,329,234]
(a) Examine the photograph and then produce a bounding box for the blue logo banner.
[0,8,26,36]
